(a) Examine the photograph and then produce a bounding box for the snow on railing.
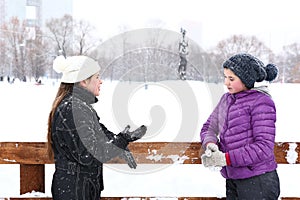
[0,141,299,199]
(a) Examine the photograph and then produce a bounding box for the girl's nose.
[224,78,229,86]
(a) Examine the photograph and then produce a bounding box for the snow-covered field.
[0,79,299,198]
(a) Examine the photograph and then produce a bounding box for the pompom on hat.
[53,55,100,83]
[223,53,278,89]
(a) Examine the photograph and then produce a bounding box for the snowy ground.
[0,80,299,198]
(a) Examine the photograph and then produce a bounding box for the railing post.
[20,164,45,194]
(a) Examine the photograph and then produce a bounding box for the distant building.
[1,0,73,36]
[0,0,73,78]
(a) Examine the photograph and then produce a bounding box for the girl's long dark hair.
[47,83,74,159]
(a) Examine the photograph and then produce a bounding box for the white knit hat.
[53,55,100,83]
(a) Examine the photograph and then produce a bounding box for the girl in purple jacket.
[200,53,280,199]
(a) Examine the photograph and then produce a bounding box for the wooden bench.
[0,142,299,199]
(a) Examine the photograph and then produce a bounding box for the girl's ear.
[79,80,87,87]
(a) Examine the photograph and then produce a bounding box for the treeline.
[0,14,98,82]
[0,14,299,83]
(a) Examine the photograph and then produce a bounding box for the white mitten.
[205,143,219,157]
[201,150,226,167]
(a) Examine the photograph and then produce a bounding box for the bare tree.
[46,15,100,57]
[0,25,8,80]
[73,20,99,55]
[214,35,274,63]
[2,17,28,81]
[207,35,276,83]
[279,43,300,83]
[26,28,52,82]
[291,63,300,83]
[45,14,74,57]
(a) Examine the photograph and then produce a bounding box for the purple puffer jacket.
[200,88,277,179]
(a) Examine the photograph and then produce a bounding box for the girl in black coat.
[47,55,146,200]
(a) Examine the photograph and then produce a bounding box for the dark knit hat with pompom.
[223,53,278,89]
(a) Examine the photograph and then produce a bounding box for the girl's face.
[80,72,102,96]
[224,68,248,94]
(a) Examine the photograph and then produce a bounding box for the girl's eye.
[224,76,234,81]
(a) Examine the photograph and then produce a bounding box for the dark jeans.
[226,170,280,200]
[52,166,102,200]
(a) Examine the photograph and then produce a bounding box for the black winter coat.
[51,86,128,200]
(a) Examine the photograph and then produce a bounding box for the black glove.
[120,125,147,142]
[119,147,137,169]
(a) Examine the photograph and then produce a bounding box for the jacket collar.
[251,85,271,97]
[229,87,269,99]
[72,85,98,104]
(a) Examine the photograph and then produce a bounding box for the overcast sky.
[73,0,300,53]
